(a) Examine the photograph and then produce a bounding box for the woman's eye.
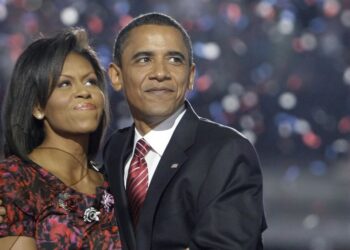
[57,81,70,88]
[86,79,98,86]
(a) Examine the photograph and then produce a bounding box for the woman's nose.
[75,84,92,98]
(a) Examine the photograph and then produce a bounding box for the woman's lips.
[74,103,97,110]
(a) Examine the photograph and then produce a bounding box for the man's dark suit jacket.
[103,101,266,250]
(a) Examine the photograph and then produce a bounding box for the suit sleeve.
[189,137,266,250]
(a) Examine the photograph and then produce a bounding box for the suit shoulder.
[195,117,261,165]
[109,126,131,137]
[105,126,132,145]
[197,117,248,142]
[103,125,132,156]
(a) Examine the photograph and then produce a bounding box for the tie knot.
[134,139,151,158]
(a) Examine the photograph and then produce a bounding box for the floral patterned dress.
[0,155,122,250]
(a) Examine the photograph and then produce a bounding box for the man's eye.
[169,57,183,64]
[136,56,151,63]
[138,57,151,63]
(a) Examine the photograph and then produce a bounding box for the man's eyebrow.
[130,50,187,61]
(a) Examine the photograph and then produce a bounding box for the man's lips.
[144,87,174,94]
[74,103,97,110]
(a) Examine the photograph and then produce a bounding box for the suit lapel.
[136,102,199,249]
[105,127,136,250]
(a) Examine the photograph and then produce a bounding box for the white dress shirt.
[124,105,186,187]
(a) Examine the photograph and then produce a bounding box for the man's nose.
[149,61,171,81]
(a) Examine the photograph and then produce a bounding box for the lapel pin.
[170,163,179,169]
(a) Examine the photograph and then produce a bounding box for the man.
[0,12,266,250]
[104,12,266,249]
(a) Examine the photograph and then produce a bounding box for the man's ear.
[188,63,196,90]
[32,105,44,120]
[108,63,123,91]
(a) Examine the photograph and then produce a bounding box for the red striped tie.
[127,139,151,226]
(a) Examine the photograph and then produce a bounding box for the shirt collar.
[134,105,186,156]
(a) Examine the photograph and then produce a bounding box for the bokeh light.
[60,7,79,26]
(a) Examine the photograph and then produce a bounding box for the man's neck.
[134,105,186,136]
[133,119,159,136]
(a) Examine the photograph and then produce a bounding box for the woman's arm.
[0,236,37,250]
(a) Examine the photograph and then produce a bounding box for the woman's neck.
[29,137,90,188]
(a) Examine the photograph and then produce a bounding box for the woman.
[0,28,121,249]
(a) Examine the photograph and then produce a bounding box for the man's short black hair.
[113,12,193,67]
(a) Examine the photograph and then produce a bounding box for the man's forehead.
[123,25,187,51]
[128,24,181,39]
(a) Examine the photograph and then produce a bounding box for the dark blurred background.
[0,0,349,249]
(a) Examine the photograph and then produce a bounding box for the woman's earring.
[34,113,44,120]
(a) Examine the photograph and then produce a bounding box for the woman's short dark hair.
[2,27,109,160]
[113,12,193,67]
